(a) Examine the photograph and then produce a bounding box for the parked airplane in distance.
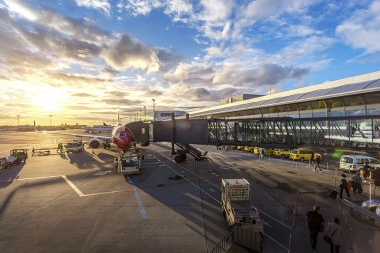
[35,108,135,153]
[82,122,113,133]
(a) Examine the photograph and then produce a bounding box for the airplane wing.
[42,131,112,141]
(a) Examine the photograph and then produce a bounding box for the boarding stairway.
[174,143,208,162]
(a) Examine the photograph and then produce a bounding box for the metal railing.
[341,199,380,227]
[209,233,232,253]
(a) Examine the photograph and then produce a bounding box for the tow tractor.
[10,149,29,164]
[114,151,144,175]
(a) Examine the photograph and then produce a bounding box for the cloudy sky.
[1,0,380,126]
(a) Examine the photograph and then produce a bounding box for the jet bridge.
[126,114,380,162]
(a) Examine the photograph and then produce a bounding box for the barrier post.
[369,172,372,203]
[349,225,354,250]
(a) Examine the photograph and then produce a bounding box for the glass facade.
[192,75,380,148]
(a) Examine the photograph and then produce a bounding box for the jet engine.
[88,139,102,149]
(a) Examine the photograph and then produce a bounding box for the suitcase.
[329,190,338,199]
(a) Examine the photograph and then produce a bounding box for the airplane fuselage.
[111,125,134,152]
[83,125,113,133]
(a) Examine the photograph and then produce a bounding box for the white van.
[340,155,380,172]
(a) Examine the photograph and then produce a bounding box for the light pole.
[152,99,155,121]
[144,106,146,122]
[17,115,20,127]
[49,115,52,127]
[139,110,142,121]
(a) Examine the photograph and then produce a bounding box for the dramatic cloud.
[336,1,380,54]
[101,34,160,72]
[75,0,111,15]
[212,63,309,87]
[0,0,378,125]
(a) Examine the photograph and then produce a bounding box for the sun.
[30,88,63,111]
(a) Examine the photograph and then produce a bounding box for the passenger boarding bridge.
[127,72,380,160]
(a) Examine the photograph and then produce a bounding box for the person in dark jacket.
[306,205,325,253]
[363,162,371,182]
[339,174,350,199]
[315,155,322,172]
[351,172,363,194]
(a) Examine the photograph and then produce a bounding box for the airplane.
[82,122,113,133]
[35,107,135,153]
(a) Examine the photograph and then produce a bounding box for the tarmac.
[0,130,379,253]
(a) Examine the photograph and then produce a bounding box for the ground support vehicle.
[340,155,380,172]
[64,141,85,153]
[114,152,143,175]
[0,157,7,169]
[32,147,57,156]
[2,156,18,168]
[221,178,263,252]
[10,149,28,164]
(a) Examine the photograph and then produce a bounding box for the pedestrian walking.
[339,174,350,199]
[325,217,344,253]
[351,172,363,195]
[306,205,325,253]
[315,155,322,172]
[284,199,296,222]
[260,148,264,160]
[363,162,371,182]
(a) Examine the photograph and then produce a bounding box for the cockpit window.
[119,133,132,137]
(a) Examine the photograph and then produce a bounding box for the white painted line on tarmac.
[128,176,148,219]
[15,175,64,181]
[257,208,292,229]
[12,174,138,198]
[263,232,288,252]
[84,189,132,196]
[261,218,272,227]
[93,171,111,176]
[62,175,85,197]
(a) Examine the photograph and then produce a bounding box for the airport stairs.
[174,143,208,162]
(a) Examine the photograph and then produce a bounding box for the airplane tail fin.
[103,122,107,126]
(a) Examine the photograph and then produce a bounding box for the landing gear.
[102,143,111,149]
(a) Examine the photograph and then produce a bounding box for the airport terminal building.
[186,71,380,149]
